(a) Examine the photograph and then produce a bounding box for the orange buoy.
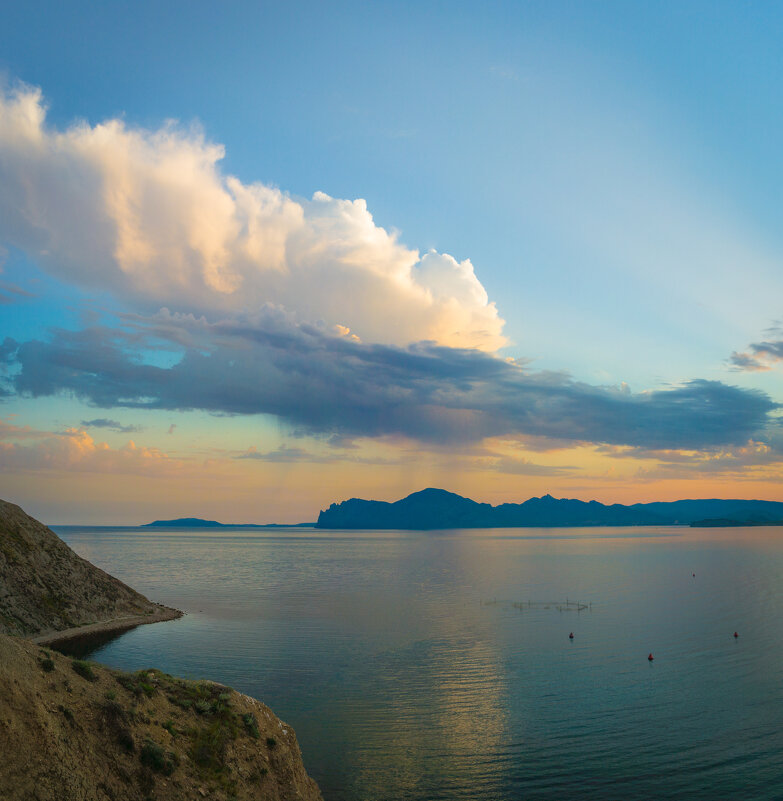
[569,632,574,639]
[648,653,654,661]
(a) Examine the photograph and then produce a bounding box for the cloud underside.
[81,417,141,433]
[2,311,775,450]
[0,85,503,351]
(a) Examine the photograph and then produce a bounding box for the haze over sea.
[54,523,782,800]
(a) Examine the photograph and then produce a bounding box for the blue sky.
[2,1,783,522]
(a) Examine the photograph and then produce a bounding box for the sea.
[53,524,783,800]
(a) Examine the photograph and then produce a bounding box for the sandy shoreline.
[31,605,184,646]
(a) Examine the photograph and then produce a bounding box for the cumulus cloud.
[0,84,504,350]
[1,311,775,450]
[0,422,179,475]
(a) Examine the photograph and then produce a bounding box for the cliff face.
[0,634,323,801]
[0,499,178,638]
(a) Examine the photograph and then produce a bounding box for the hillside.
[0,633,322,801]
[316,488,783,529]
[0,499,323,800]
[0,499,180,639]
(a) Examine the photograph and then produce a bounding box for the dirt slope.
[0,634,323,801]
[0,499,180,638]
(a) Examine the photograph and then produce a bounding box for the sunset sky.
[2,1,783,523]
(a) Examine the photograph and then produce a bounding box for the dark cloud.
[80,418,142,433]
[598,441,783,471]
[237,444,395,466]
[325,434,359,450]
[0,280,35,306]
[482,456,574,476]
[238,446,314,463]
[2,312,777,451]
[729,351,770,372]
[730,336,783,371]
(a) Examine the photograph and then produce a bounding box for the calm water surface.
[53,525,783,800]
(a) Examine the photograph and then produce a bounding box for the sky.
[2,0,783,523]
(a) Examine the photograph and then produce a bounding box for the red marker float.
[734,631,739,638]
[569,632,574,639]
[648,653,654,661]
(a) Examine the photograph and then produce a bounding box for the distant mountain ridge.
[316,488,783,529]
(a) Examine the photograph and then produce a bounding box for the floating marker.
[569,632,574,639]
[734,631,739,638]
[648,653,654,661]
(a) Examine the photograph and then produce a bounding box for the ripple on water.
[54,524,783,801]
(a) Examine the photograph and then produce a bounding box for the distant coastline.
[316,488,783,530]
[689,517,783,528]
[141,494,783,531]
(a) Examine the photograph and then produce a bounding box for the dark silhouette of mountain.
[316,488,783,529]
[630,499,783,523]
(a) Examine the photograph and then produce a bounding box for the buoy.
[692,573,696,577]
[648,653,654,661]
[569,632,574,639]
[734,631,739,638]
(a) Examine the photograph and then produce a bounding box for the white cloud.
[0,84,505,351]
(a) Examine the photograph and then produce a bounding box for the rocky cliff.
[0,499,323,800]
[0,498,179,638]
[0,634,323,801]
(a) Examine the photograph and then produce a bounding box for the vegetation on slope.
[0,633,322,801]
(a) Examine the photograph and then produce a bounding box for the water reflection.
[55,524,783,800]
[54,627,132,658]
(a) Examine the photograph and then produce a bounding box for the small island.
[144,518,315,528]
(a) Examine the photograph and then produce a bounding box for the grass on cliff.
[106,667,269,792]
[72,659,98,682]
[140,739,178,775]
